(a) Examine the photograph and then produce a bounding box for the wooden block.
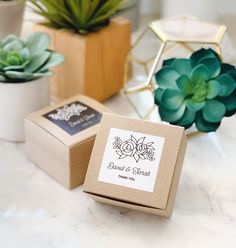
[33,17,131,102]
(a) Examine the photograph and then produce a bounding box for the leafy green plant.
[29,0,130,34]
[155,48,236,132]
[0,32,64,83]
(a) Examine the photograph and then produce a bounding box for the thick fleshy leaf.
[6,55,21,66]
[173,108,196,127]
[187,99,206,111]
[5,71,33,80]
[19,47,30,62]
[176,75,193,95]
[195,112,221,132]
[162,58,175,67]
[3,65,25,71]
[207,80,221,99]
[26,51,51,72]
[191,64,210,84]
[33,71,53,77]
[218,90,236,113]
[172,59,192,77]
[159,102,186,122]
[26,32,50,54]
[1,35,22,47]
[154,88,165,105]
[216,74,236,97]
[161,89,185,110]
[220,63,235,74]
[202,100,226,123]
[190,48,219,69]
[3,40,24,52]
[198,57,221,78]
[38,52,65,71]
[0,75,6,81]
[229,70,236,81]
[155,67,179,89]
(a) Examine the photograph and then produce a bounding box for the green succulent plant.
[0,32,64,83]
[29,0,130,34]
[155,48,236,132]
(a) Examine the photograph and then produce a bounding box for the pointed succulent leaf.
[202,100,226,123]
[220,63,235,74]
[216,74,236,97]
[29,0,127,33]
[5,71,34,80]
[172,58,192,77]
[1,35,22,47]
[33,71,53,77]
[26,32,51,54]
[26,51,51,72]
[155,66,180,89]
[195,112,221,132]
[198,57,221,78]
[190,48,219,69]
[206,80,221,99]
[161,89,185,110]
[217,90,236,113]
[3,65,25,71]
[0,75,6,81]
[38,52,65,71]
[176,75,193,95]
[159,102,186,123]
[154,88,165,105]
[19,47,31,62]
[173,108,196,127]
[162,58,175,67]
[3,40,24,52]
[191,64,210,83]
[187,99,206,112]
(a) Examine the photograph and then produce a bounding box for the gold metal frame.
[123,16,227,119]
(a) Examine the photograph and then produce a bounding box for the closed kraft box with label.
[83,113,187,217]
[25,95,111,189]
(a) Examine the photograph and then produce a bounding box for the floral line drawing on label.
[112,135,155,163]
[48,103,88,121]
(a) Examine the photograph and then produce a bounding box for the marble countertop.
[1,10,236,248]
[1,93,236,248]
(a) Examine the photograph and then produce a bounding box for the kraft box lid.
[25,94,111,147]
[83,113,187,216]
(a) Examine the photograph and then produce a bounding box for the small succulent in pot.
[0,32,65,83]
[29,0,130,34]
[155,48,236,132]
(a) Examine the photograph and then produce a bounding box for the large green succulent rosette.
[0,32,64,83]
[155,48,236,132]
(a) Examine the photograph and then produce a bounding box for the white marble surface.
[1,93,236,248]
[1,8,236,248]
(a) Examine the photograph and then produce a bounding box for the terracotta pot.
[33,17,131,102]
[0,78,49,142]
[0,0,25,39]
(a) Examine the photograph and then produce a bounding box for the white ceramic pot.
[0,78,49,142]
[0,0,25,39]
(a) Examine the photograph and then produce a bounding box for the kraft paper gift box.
[83,113,187,217]
[25,95,111,189]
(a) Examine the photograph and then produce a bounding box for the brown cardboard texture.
[25,95,111,189]
[83,113,187,217]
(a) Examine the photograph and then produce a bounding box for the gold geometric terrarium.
[123,16,228,120]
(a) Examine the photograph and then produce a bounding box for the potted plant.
[0,32,64,142]
[154,48,236,132]
[30,0,131,102]
[0,0,26,39]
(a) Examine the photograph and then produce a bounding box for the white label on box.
[98,128,165,192]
